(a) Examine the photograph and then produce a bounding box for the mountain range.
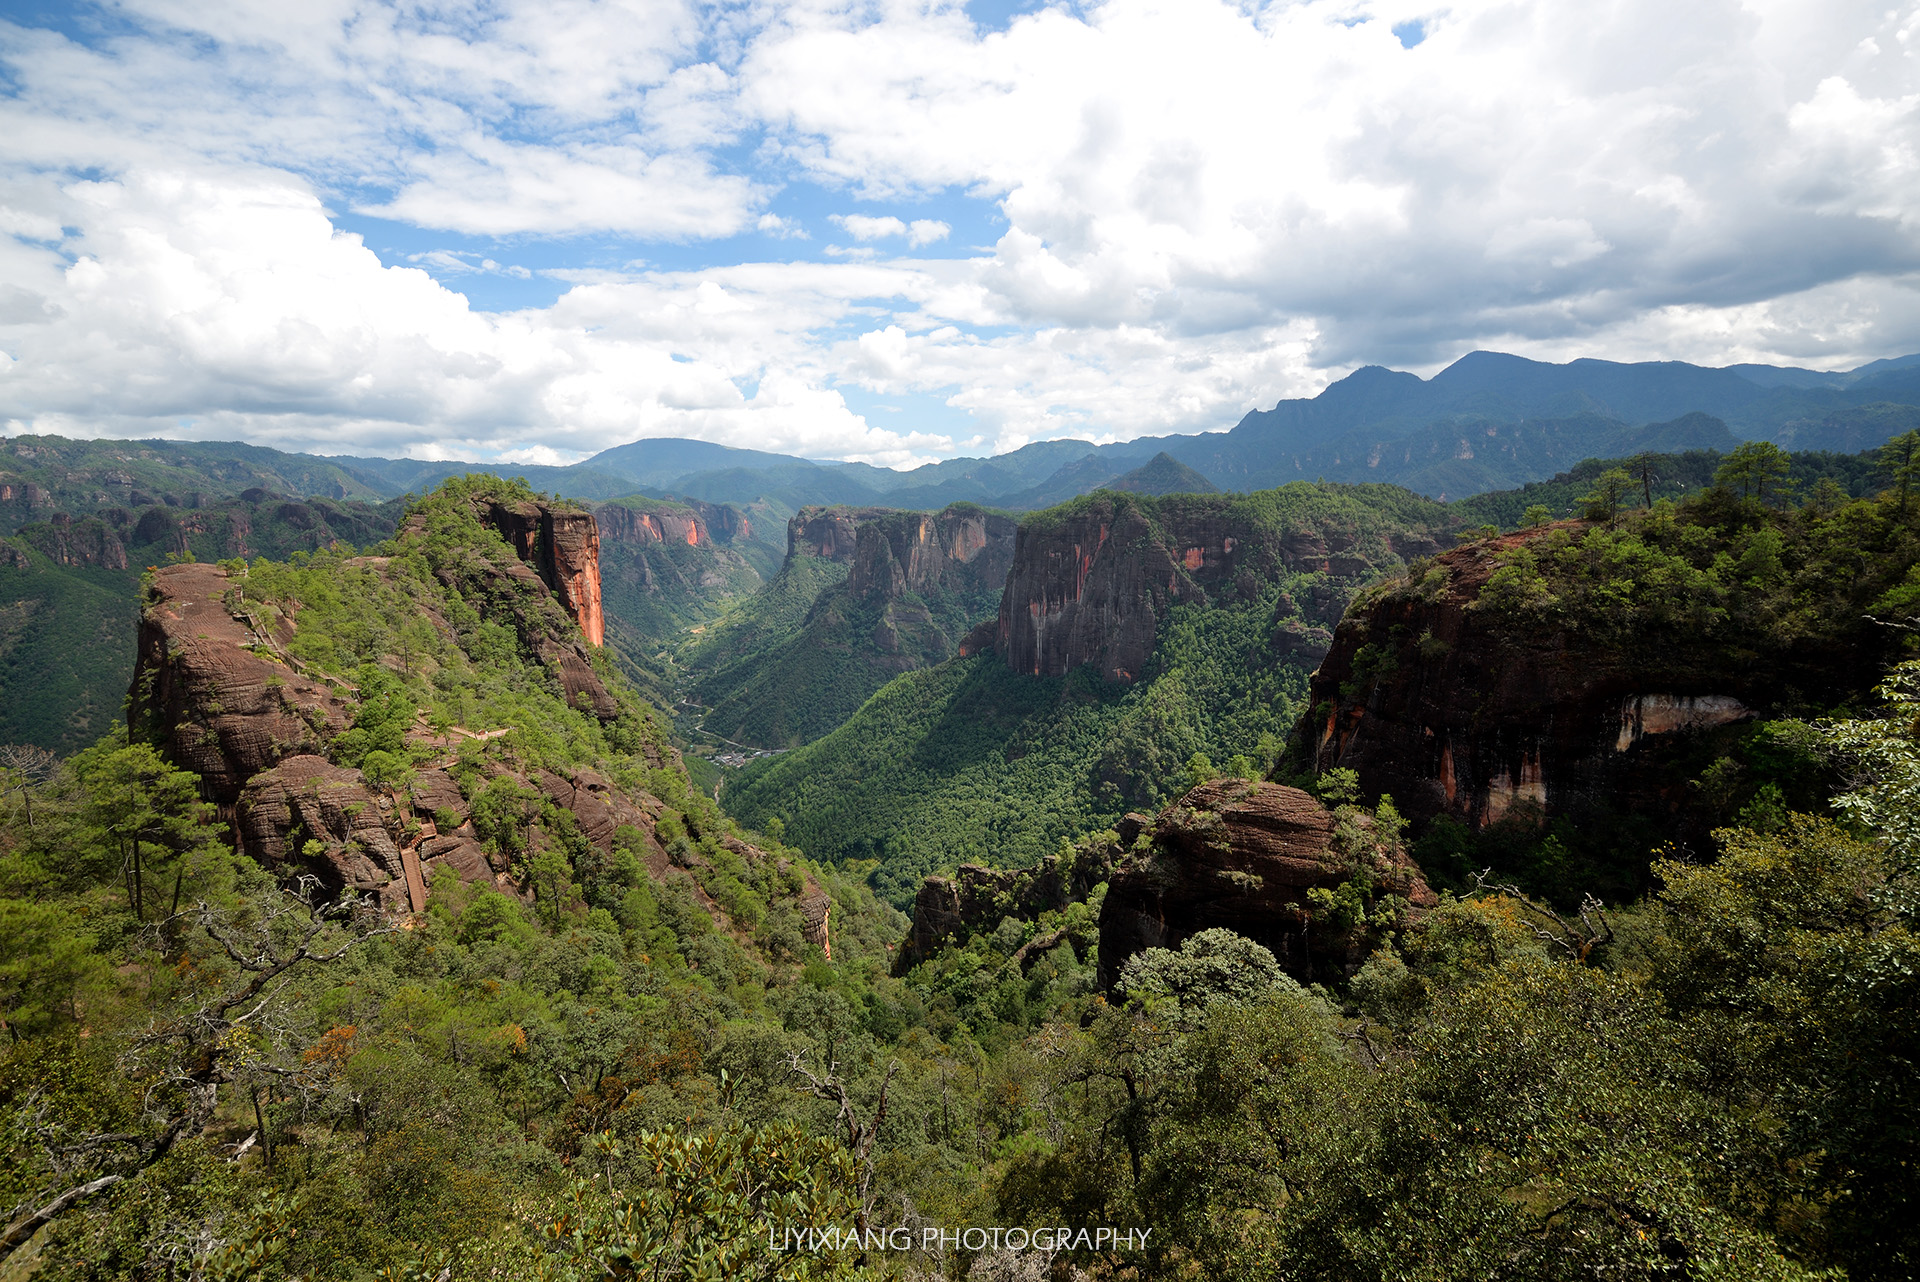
[9,351,1920,535]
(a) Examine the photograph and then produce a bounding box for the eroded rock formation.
[846,507,1017,604]
[471,498,606,646]
[892,842,1115,975]
[129,514,830,952]
[1296,525,1790,837]
[1095,779,1436,985]
[972,491,1444,682]
[128,562,353,804]
[788,507,894,563]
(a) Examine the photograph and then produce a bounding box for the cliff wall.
[691,504,1018,747]
[788,506,895,562]
[846,506,1017,604]
[593,498,767,634]
[1296,517,1892,843]
[975,490,1447,682]
[465,497,605,647]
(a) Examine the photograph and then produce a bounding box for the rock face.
[788,507,893,563]
[892,842,1115,975]
[595,497,751,550]
[128,561,354,804]
[472,499,606,646]
[840,507,1018,666]
[1294,526,1794,838]
[126,501,832,952]
[1095,779,1436,985]
[596,502,707,549]
[975,491,1444,682]
[845,507,1017,605]
[593,498,767,623]
[691,505,1020,747]
[21,514,129,569]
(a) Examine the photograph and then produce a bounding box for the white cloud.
[1,0,1919,466]
[832,214,910,241]
[908,219,950,246]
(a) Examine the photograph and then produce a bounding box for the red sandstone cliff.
[1294,524,1814,838]
[469,498,605,646]
[972,491,1443,682]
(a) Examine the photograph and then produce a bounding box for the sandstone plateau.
[1295,523,1862,840]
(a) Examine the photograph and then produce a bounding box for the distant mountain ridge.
[10,348,1920,535]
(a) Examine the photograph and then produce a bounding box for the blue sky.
[0,0,1916,467]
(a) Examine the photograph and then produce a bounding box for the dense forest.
[2,446,1918,1281]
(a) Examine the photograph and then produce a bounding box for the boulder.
[237,754,401,892]
[1096,779,1436,986]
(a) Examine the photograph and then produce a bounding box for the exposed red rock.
[979,492,1442,682]
[1096,779,1436,984]
[1295,525,1806,839]
[128,562,352,804]
[470,497,606,647]
[546,509,604,647]
[237,754,404,889]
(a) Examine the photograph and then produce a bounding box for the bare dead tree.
[0,743,57,828]
[787,1051,899,1233]
[0,878,390,1268]
[1471,869,1616,962]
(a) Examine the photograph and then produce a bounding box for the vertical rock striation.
[472,498,606,646]
[974,491,1445,682]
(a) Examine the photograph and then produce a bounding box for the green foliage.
[1116,928,1297,1016]
[1715,439,1794,504]
[728,482,1452,903]
[1578,465,1634,523]
[538,1127,870,1281]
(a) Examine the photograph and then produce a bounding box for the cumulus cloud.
[1,0,1919,463]
[833,214,910,241]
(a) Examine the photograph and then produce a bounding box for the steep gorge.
[688,503,1017,748]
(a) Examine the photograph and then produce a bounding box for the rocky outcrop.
[1294,525,1807,840]
[976,491,1445,682]
[788,507,894,563]
[395,498,618,718]
[21,514,129,569]
[1095,779,1436,985]
[471,498,605,647]
[845,507,1017,604]
[237,755,407,889]
[892,842,1116,975]
[128,562,353,804]
[596,502,708,549]
[235,752,671,906]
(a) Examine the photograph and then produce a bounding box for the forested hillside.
[723,483,1454,903]
[687,505,1016,749]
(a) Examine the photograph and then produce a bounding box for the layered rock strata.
[1095,779,1435,985]
[971,491,1444,682]
[1295,524,1829,836]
